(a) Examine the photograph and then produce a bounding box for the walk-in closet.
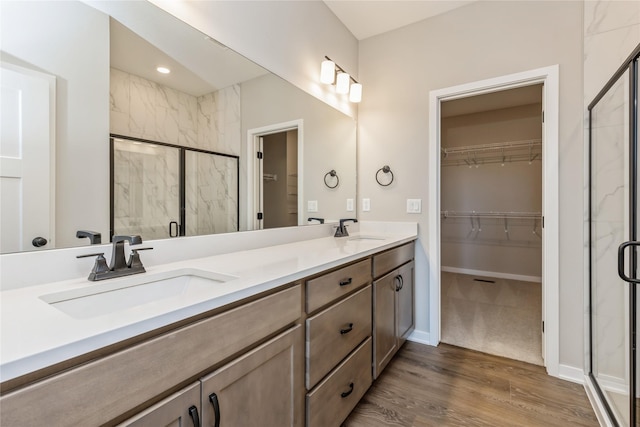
[440,84,544,365]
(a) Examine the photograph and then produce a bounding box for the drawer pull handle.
[399,274,404,290]
[209,393,221,427]
[341,382,354,398]
[340,323,354,335]
[339,277,353,286]
[188,405,201,427]
[394,275,402,291]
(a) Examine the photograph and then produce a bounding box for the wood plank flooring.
[343,342,599,427]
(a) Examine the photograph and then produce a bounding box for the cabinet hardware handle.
[209,393,221,427]
[394,275,402,291]
[399,274,404,290]
[339,277,353,286]
[341,382,354,398]
[188,405,200,427]
[340,323,354,334]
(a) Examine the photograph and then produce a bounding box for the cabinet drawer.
[306,337,372,427]
[306,258,371,313]
[306,285,371,389]
[373,241,414,278]
[0,285,301,427]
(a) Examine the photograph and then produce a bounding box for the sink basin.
[40,268,238,319]
[347,236,386,241]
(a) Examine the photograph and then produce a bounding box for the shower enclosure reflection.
[111,136,239,241]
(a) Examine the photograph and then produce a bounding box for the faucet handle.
[77,253,110,280]
[128,247,153,270]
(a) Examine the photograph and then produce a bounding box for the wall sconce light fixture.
[319,56,362,103]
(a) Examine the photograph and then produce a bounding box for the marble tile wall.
[185,152,238,235]
[112,140,180,241]
[110,69,240,236]
[584,0,640,410]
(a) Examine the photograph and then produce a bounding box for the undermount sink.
[347,236,386,241]
[40,268,238,319]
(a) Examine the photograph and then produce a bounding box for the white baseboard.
[441,266,542,283]
[557,364,584,384]
[407,330,433,346]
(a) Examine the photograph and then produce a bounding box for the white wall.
[1,1,110,249]
[357,1,584,369]
[149,0,359,118]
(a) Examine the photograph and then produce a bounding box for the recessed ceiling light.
[157,66,170,74]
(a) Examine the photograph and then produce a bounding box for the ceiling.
[323,0,476,40]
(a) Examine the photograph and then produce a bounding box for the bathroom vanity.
[0,224,416,426]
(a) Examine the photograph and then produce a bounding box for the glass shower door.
[589,50,640,426]
[112,138,180,241]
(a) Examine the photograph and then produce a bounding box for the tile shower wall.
[583,0,640,382]
[110,68,240,237]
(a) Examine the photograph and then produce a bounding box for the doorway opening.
[247,120,303,230]
[439,84,544,366]
[428,65,560,377]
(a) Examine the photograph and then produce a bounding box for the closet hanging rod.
[441,139,542,156]
[441,210,542,219]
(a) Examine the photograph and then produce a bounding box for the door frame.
[427,65,560,376]
[246,120,304,230]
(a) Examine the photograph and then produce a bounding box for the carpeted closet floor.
[441,271,543,366]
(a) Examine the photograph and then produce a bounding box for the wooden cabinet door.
[200,325,303,427]
[117,382,200,427]
[396,261,415,345]
[373,270,398,379]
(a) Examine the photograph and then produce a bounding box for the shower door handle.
[169,221,180,238]
[617,241,640,283]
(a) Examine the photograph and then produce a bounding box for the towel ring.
[324,170,339,189]
[376,165,394,186]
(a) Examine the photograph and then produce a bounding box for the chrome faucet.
[77,235,152,281]
[334,218,358,237]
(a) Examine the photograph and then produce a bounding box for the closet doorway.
[428,66,560,376]
[247,120,303,230]
[439,85,544,365]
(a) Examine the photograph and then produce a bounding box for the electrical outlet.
[406,199,422,213]
[362,198,371,212]
[346,198,354,212]
[308,200,318,212]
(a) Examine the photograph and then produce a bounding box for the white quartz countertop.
[0,230,416,383]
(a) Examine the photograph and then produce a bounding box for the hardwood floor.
[344,342,599,427]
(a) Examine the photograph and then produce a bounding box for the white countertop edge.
[1,231,416,383]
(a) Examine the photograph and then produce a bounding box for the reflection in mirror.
[0,0,356,254]
[111,135,239,241]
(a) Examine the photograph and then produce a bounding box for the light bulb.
[157,66,170,74]
[320,60,335,84]
[349,83,362,103]
[336,72,350,94]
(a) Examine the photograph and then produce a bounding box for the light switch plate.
[346,198,354,212]
[308,200,318,212]
[362,198,371,212]
[406,198,422,213]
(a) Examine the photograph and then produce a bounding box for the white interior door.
[0,63,55,252]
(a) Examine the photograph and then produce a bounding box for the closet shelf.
[441,139,542,167]
[441,210,542,220]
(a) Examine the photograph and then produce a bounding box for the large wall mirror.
[0,0,356,254]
